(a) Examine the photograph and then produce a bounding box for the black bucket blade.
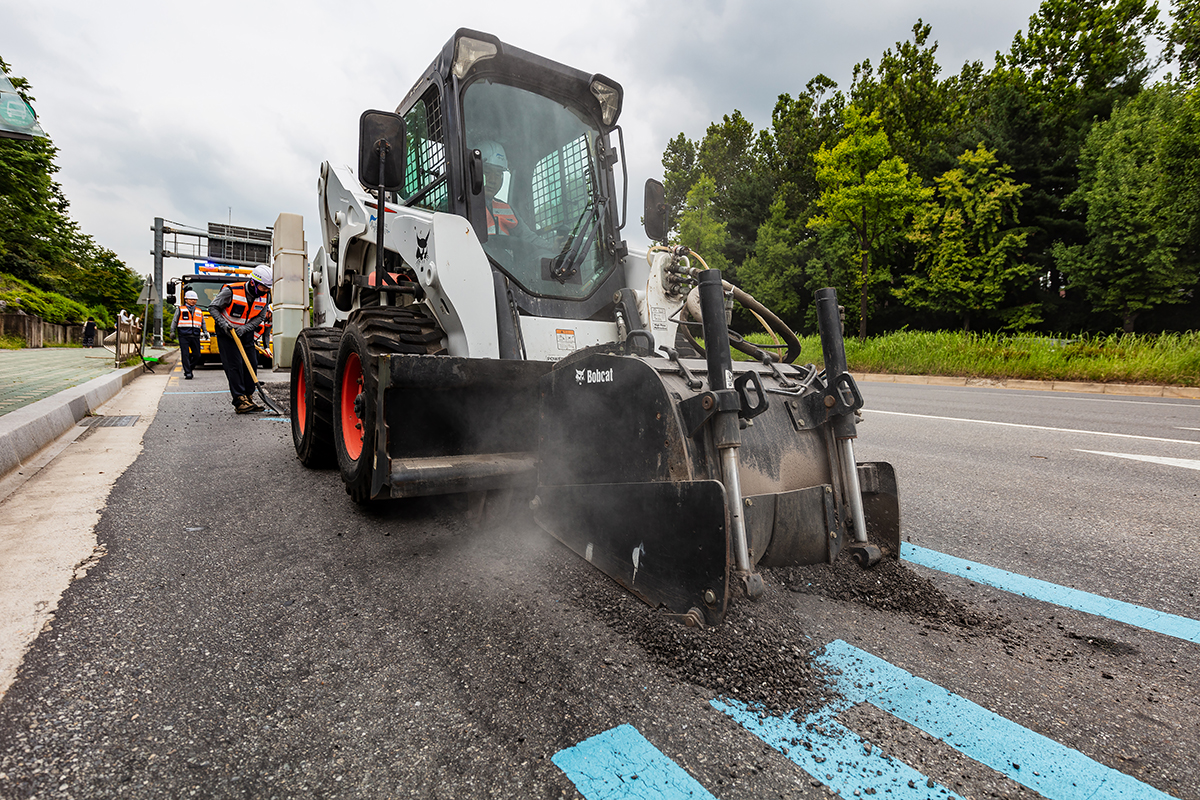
[858,461,901,559]
[534,481,732,626]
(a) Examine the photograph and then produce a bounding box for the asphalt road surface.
[0,365,1197,799]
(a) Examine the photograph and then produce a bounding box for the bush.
[0,273,93,324]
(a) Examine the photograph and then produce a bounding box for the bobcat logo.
[575,367,614,385]
[415,231,430,261]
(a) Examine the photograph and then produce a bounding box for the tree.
[676,174,731,273]
[660,133,701,239]
[697,111,774,271]
[0,56,140,323]
[1054,86,1198,331]
[1004,0,1164,134]
[850,20,954,177]
[758,75,846,219]
[897,145,1033,331]
[808,107,931,338]
[1158,87,1200,269]
[737,193,808,326]
[1166,0,1200,85]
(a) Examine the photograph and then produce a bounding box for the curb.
[0,349,179,480]
[852,372,1200,400]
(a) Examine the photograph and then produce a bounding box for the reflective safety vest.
[486,200,519,236]
[177,305,202,331]
[225,282,269,326]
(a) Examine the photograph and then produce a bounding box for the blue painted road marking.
[813,640,1178,800]
[903,543,1200,644]
[553,724,716,799]
[714,697,964,799]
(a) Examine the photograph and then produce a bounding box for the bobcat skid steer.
[290,28,899,625]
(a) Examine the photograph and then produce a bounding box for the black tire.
[291,328,341,468]
[332,306,446,503]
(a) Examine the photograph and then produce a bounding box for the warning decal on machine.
[556,329,577,351]
[650,306,668,332]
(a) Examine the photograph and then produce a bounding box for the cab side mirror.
[643,178,667,243]
[358,110,407,192]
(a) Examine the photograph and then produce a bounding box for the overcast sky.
[4,0,1052,286]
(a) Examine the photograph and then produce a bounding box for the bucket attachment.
[533,279,900,625]
[534,481,732,626]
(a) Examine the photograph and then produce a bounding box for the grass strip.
[737,330,1199,387]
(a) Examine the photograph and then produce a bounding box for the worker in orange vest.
[171,289,203,379]
[208,265,272,414]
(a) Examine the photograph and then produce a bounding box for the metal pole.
[375,143,387,294]
[153,217,164,346]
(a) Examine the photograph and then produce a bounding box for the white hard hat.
[477,140,508,169]
[184,290,198,300]
[250,264,273,287]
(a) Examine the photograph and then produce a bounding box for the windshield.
[183,278,234,311]
[463,80,614,300]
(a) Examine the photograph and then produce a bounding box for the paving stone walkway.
[0,348,121,416]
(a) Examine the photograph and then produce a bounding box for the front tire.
[333,323,376,503]
[331,306,447,504]
[291,328,341,468]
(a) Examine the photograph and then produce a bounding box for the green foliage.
[660,133,700,238]
[1003,0,1162,130]
[654,2,1189,336]
[737,195,808,325]
[0,273,94,324]
[677,174,732,273]
[808,107,932,338]
[1166,0,1200,85]
[850,21,954,176]
[0,57,139,325]
[742,329,1200,386]
[1055,85,1199,331]
[1157,87,1200,268]
[898,145,1034,330]
[0,333,25,350]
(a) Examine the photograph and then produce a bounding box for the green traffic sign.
[0,77,47,140]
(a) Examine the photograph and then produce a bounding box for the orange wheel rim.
[339,352,364,461]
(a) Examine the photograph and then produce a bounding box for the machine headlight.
[589,79,621,126]
[452,37,498,79]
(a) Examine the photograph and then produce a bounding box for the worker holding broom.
[209,264,273,414]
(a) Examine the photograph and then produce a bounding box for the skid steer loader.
[290,28,899,625]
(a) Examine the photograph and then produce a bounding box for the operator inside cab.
[477,140,558,250]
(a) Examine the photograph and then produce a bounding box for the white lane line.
[1178,427,1200,432]
[872,410,1200,446]
[1077,450,1200,471]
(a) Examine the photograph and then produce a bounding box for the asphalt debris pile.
[548,560,830,716]
[772,557,1007,633]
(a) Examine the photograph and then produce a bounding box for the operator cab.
[394,29,628,320]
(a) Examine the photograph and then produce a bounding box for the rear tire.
[291,328,341,468]
[332,306,446,504]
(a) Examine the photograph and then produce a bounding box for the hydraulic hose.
[683,282,803,364]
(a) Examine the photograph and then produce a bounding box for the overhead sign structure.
[0,75,46,141]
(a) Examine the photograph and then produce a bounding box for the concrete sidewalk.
[0,346,178,480]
